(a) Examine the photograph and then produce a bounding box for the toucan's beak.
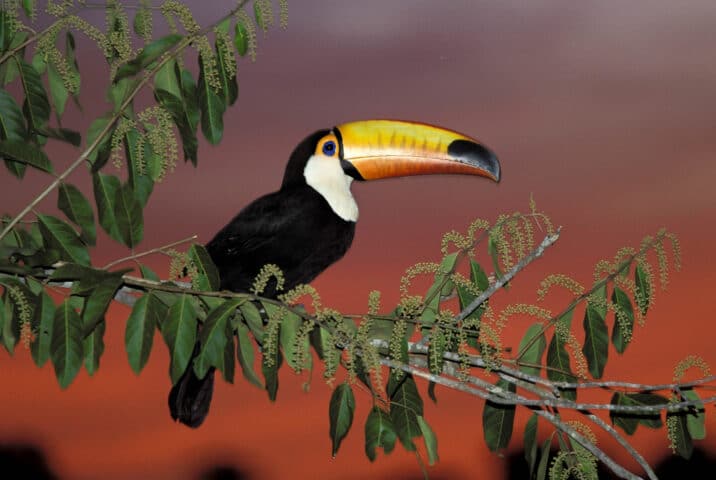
[335,120,500,182]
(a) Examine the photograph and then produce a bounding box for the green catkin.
[135,0,154,44]
[388,318,407,381]
[537,273,585,300]
[137,105,178,180]
[234,9,258,61]
[251,263,285,295]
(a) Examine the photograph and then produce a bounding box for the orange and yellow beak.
[335,120,500,182]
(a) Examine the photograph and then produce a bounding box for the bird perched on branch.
[169,119,501,428]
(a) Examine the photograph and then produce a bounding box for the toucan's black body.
[208,131,356,295]
[168,120,500,428]
[169,131,356,427]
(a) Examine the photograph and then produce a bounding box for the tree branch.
[456,227,561,323]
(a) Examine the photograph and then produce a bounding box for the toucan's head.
[282,120,500,222]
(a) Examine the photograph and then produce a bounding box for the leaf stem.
[102,234,198,269]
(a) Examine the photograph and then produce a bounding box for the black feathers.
[169,131,356,428]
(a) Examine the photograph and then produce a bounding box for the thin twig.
[102,235,198,269]
[585,412,658,480]
[456,228,561,323]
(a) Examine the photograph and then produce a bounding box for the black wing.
[206,185,355,295]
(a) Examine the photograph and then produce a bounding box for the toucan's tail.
[168,360,215,428]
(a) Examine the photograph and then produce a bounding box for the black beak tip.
[448,139,501,182]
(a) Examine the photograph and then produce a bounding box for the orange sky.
[2,1,716,478]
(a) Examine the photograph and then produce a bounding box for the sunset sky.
[2,1,716,478]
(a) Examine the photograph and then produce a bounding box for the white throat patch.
[304,154,359,222]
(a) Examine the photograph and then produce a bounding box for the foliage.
[0,3,711,480]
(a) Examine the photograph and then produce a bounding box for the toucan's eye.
[322,140,336,156]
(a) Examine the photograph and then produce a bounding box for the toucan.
[169,119,501,428]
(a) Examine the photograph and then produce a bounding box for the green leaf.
[668,410,693,459]
[389,375,423,451]
[50,299,83,389]
[387,336,409,398]
[31,51,46,74]
[417,416,439,466]
[50,263,113,293]
[518,323,546,377]
[546,308,577,400]
[215,40,238,107]
[92,172,122,241]
[81,276,122,336]
[457,260,490,348]
[125,293,162,374]
[16,58,50,133]
[178,66,200,130]
[0,33,26,85]
[154,58,181,98]
[537,438,552,480]
[0,87,26,178]
[482,378,517,452]
[635,264,651,316]
[197,55,224,145]
[524,413,539,477]
[47,61,68,118]
[420,253,457,327]
[364,407,397,461]
[107,77,139,113]
[187,244,219,291]
[611,286,634,354]
[113,182,143,248]
[582,286,609,379]
[254,1,268,31]
[31,291,55,367]
[487,234,505,281]
[220,320,235,383]
[22,0,35,18]
[64,31,80,108]
[262,342,282,402]
[162,293,198,384]
[0,87,26,140]
[0,9,9,52]
[123,128,154,207]
[139,264,159,281]
[86,113,115,169]
[37,214,90,265]
[58,183,96,245]
[235,321,262,388]
[36,126,81,146]
[0,139,52,173]
[154,87,200,166]
[193,298,241,379]
[279,309,311,372]
[83,318,105,376]
[239,301,264,340]
[0,294,19,354]
[329,382,356,457]
[114,34,183,82]
[234,19,249,57]
[609,392,666,434]
[682,389,706,440]
[310,325,339,365]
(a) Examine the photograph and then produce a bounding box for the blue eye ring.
[322,140,336,156]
